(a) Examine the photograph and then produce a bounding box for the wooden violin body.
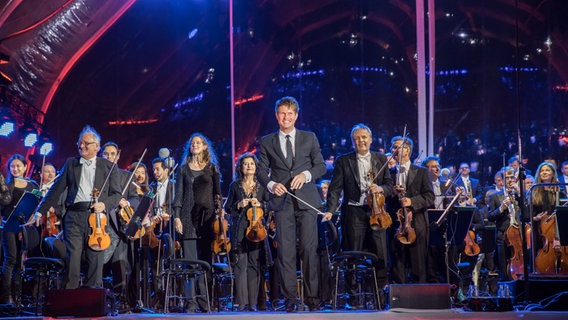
[212,195,231,255]
[368,192,392,230]
[245,205,267,242]
[41,209,59,238]
[87,188,111,251]
[119,205,145,240]
[463,230,481,256]
[396,207,416,244]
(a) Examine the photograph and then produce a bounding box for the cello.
[212,194,231,255]
[87,187,111,251]
[535,210,568,274]
[503,187,531,280]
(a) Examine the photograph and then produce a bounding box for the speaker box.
[44,288,111,317]
[389,284,451,309]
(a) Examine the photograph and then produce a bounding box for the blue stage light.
[39,141,54,156]
[0,121,14,137]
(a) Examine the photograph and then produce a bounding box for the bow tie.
[80,158,93,166]
[357,153,371,161]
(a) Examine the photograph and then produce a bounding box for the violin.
[142,204,168,248]
[41,207,60,238]
[245,197,267,243]
[87,188,111,251]
[212,195,231,254]
[268,211,278,249]
[368,192,392,230]
[395,185,416,244]
[119,205,145,240]
[463,230,481,256]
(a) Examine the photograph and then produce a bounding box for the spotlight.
[0,111,15,137]
[21,126,38,147]
[39,140,54,156]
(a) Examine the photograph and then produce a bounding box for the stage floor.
[4,309,568,320]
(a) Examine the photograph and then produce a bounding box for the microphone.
[158,148,176,169]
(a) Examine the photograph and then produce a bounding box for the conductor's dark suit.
[38,157,122,288]
[389,163,434,284]
[257,130,326,307]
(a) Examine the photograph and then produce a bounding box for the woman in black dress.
[225,153,268,311]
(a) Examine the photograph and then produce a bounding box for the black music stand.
[124,193,155,238]
[556,206,568,246]
[3,190,41,233]
[428,209,446,246]
[448,206,475,248]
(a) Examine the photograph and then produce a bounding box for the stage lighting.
[39,140,54,156]
[0,113,15,137]
[21,126,38,147]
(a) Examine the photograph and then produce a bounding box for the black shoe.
[285,303,297,313]
[308,303,320,312]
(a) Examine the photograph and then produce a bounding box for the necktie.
[285,135,294,167]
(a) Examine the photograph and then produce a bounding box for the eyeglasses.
[77,141,97,147]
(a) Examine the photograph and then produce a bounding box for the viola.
[367,192,392,230]
[463,230,481,256]
[87,188,111,251]
[395,185,416,244]
[41,207,60,238]
[245,201,267,242]
[212,195,231,254]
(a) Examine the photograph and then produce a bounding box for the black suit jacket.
[390,164,435,215]
[455,176,481,203]
[257,130,326,211]
[326,151,393,213]
[38,157,122,216]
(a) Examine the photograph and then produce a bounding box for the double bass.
[212,195,231,255]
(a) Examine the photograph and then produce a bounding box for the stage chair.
[331,250,382,311]
[162,259,211,313]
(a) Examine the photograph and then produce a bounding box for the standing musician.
[323,123,393,309]
[34,125,122,289]
[455,163,481,206]
[147,157,174,310]
[1,154,38,304]
[174,133,221,313]
[100,142,140,312]
[487,166,523,281]
[225,152,269,311]
[387,136,434,284]
[257,96,327,313]
[38,163,65,245]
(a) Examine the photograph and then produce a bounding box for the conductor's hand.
[174,217,183,234]
[289,173,307,191]
[272,183,288,197]
[322,212,333,222]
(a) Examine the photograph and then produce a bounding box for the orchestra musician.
[225,152,269,311]
[0,154,38,305]
[174,133,221,313]
[487,166,522,281]
[455,163,481,206]
[257,96,326,313]
[100,142,140,312]
[387,136,434,284]
[323,123,393,309]
[33,125,122,289]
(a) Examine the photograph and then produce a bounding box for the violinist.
[100,142,140,313]
[323,123,393,309]
[488,166,523,281]
[225,153,269,311]
[34,125,122,289]
[0,154,38,305]
[387,136,434,284]
[38,163,65,239]
[174,133,221,313]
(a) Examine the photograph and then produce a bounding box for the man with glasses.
[455,163,481,206]
[387,136,434,284]
[34,125,122,289]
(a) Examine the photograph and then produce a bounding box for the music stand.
[556,206,568,246]
[124,193,155,238]
[428,209,446,246]
[3,190,41,233]
[447,206,475,248]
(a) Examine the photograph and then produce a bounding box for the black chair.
[331,250,382,311]
[21,226,65,316]
[162,259,211,313]
[211,262,233,311]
